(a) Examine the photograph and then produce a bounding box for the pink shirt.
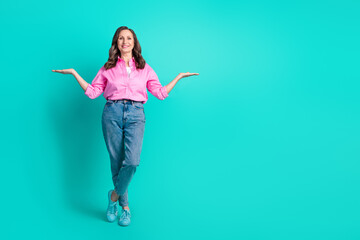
[84,56,168,103]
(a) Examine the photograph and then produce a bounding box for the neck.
[120,53,133,63]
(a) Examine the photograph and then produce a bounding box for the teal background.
[1,0,359,239]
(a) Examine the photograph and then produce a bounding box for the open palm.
[52,68,74,74]
[178,72,199,79]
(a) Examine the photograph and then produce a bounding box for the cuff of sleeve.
[84,84,92,97]
[160,86,168,99]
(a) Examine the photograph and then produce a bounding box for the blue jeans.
[101,99,146,207]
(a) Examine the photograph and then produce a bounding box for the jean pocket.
[105,101,114,108]
[133,103,144,110]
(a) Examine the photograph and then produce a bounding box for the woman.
[52,26,199,226]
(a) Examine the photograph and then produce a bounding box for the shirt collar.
[118,56,135,64]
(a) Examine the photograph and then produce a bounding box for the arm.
[52,67,107,99]
[82,66,107,99]
[165,72,200,94]
[72,70,89,92]
[146,68,169,100]
[146,65,199,99]
[52,68,88,91]
[165,75,181,95]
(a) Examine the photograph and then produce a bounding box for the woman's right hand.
[52,68,75,75]
[52,68,89,92]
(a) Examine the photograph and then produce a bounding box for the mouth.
[122,45,130,48]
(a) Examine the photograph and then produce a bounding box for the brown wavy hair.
[103,26,146,70]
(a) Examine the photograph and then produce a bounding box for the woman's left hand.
[178,72,199,79]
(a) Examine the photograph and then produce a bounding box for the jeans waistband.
[107,99,143,104]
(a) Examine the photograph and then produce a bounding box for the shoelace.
[120,209,131,219]
[108,202,117,214]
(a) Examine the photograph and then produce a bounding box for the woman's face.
[117,30,134,56]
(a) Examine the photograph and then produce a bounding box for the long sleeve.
[84,66,107,99]
[146,66,168,100]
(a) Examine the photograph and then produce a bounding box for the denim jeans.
[101,99,146,207]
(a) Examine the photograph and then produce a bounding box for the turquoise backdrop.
[1,0,359,239]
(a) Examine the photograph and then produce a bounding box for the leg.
[114,108,145,198]
[111,140,129,207]
[102,118,124,184]
[102,117,128,205]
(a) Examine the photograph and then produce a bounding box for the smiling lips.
[122,45,129,48]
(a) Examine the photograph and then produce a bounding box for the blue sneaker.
[118,209,131,226]
[106,190,118,222]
